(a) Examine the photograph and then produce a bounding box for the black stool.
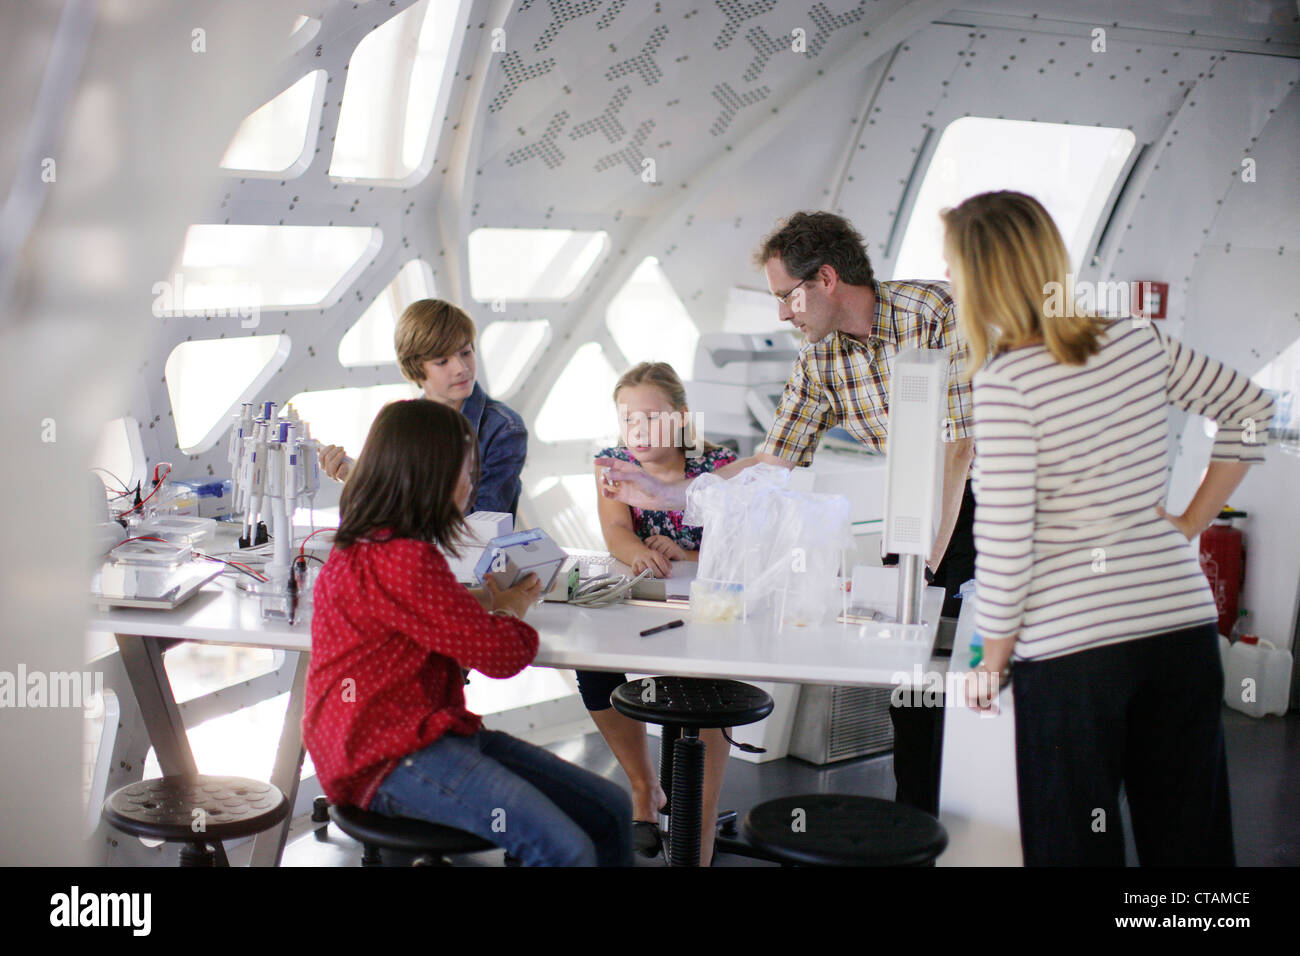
[743,794,948,867]
[327,803,499,866]
[611,676,773,866]
[102,775,289,866]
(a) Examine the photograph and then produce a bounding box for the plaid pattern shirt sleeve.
[760,282,974,460]
[758,347,838,465]
[921,285,974,442]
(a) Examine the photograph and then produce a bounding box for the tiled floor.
[1222,708,1300,866]
[278,705,1300,867]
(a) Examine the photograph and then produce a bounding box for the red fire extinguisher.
[1199,508,1247,637]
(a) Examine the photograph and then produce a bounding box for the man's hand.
[319,444,353,481]
[595,457,689,511]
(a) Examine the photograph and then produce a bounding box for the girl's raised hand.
[644,535,687,561]
[319,444,353,481]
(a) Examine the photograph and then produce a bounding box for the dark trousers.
[574,669,625,712]
[1013,622,1234,866]
[885,478,976,816]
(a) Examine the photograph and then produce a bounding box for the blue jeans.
[370,729,634,867]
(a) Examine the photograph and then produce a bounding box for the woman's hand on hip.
[1155,501,1197,540]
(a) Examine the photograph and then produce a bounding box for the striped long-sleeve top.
[971,320,1274,662]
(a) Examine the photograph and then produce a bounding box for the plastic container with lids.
[1222,634,1293,717]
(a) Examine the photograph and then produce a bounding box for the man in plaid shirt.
[748,212,974,582]
[599,211,975,815]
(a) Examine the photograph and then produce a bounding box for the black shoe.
[632,821,663,858]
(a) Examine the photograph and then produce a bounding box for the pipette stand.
[257,495,295,622]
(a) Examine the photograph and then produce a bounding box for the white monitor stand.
[882,347,947,624]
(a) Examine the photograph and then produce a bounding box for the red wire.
[195,552,268,582]
[298,527,337,556]
[112,535,171,549]
[223,559,268,581]
[114,532,268,583]
[122,463,173,515]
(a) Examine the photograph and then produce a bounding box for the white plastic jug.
[1223,636,1293,717]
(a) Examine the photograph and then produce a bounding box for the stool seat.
[104,775,289,843]
[328,804,497,857]
[611,676,774,866]
[610,676,774,728]
[744,795,948,866]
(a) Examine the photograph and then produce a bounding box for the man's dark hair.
[753,211,875,286]
[335,399,478,555]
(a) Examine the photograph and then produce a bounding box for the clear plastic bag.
[686,464,852,626]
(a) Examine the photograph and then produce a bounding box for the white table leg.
[250,650,310,867]
[114,634,230,867]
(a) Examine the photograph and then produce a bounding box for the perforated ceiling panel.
[480,0,949,435]
[836,24,1212,279]
[474,0,888,221]
[125,0,1299,524]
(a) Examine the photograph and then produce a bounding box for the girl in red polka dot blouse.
[304,399,632,866]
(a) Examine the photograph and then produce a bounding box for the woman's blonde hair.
[613,361,715,454]
[941,191,1107,379]
[394,299,477,385]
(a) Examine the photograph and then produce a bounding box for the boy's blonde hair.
[941,191,1107,379]
[394,299,477,385]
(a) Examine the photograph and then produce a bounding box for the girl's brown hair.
[941,191,1108,379]
[334,399,478,554]
[394,299,477,385]
[613,361,716,453]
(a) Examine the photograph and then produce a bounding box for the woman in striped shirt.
[942,191,1273,866]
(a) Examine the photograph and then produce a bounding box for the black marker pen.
[640,619,684,637]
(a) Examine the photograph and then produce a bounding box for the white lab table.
[936,584,1023,866]
[89,570,949,866]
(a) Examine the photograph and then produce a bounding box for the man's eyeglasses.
[773,274,817,305]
